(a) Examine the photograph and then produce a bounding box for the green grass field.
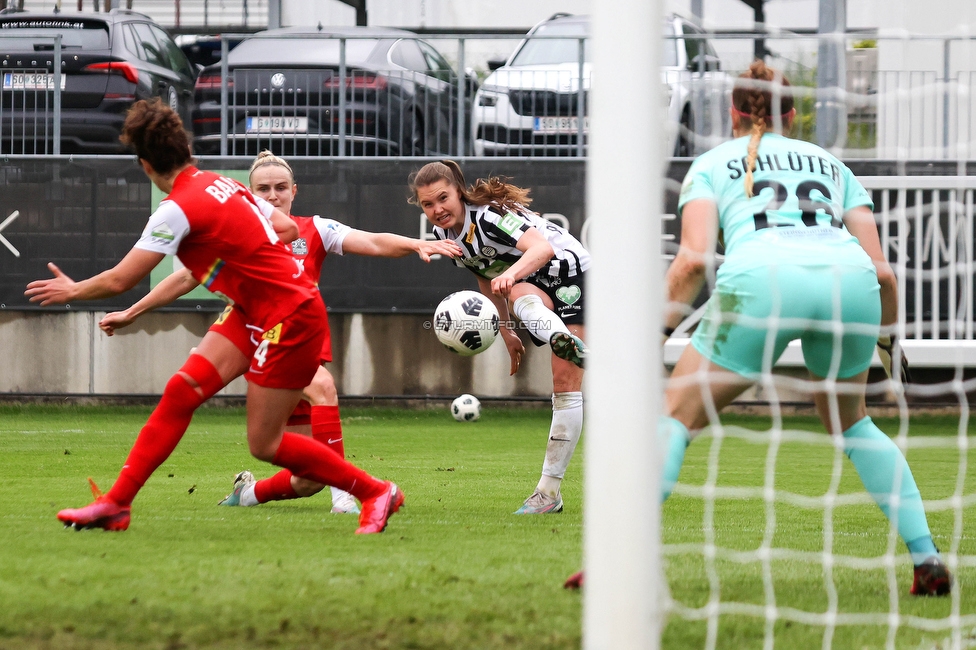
[0,405,972,649]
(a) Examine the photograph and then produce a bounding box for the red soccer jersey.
[135,167,318,331]
[286,215,351,287]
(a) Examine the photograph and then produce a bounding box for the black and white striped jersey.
[432,203,590,280]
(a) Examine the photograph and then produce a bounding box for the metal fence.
[0,34,62,155]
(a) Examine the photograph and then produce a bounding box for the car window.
[131,22,167,68]
[661,21,679,67]
[122,23,143,59]
[389,39,428,73]
[510,21,590,66]
[418,40,455,82]
[150,24,194,78]
[0,18,110,49]
[229,36,378,66]
[681,23,705,69]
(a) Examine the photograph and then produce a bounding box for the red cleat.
[564,570,585,589]
[58,495,131,531]
[911,557,952,596]
[355,482,404,534]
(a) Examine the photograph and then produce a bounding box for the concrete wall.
[0,311,555,398]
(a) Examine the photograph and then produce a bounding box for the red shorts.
[210,301,333,363]
[287,399,312,427]
[243,298,326,390]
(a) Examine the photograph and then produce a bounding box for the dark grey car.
[191,26,476,157]
[0,9,196,154]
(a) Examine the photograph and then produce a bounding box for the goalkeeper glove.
[877,334,911,384]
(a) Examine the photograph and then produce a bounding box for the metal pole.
[585,0,664,647]
[268,0,281,30]
[576,36,586,157]
[816,0,847,151]
[53,35,61,155]
[943,38,951,155]
[220,36,228,156]
[455,37,466,157]
[338,38,346,156]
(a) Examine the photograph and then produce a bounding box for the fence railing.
[0,34,61,155]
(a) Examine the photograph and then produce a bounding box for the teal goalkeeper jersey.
[677,133,874,265]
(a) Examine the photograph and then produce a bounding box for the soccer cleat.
[58,495,131,531]
[911,556,953,596]
[331,489,361,515]
[514,490,564,514]
[355,482,404,534]
[550,332,587,369]
[564,570,585,590]
[217,470,256,507]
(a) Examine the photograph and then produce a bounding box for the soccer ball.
[433,290,499,356]
[451,394,481,422]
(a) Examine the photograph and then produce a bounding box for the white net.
[659,27,976,645]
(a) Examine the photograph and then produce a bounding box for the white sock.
[240,483,259,507]
[512,294,570,345]
[538,391,584,497]
[330,486,352,504]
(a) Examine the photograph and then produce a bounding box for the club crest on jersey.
[291,238,308,256]
[481,246,497,258]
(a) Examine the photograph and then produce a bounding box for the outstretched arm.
[341,230,461,261]
[477,276,524,376]
[99,267,201,336]
[270,207,299,244]
[664,198,719,333]
[489,227,554,298]
[25,248,165,306]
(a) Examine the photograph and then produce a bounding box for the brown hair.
[119,98,193,175]
[407,160,532,213]
[249,150,295,187]
[732,60,794,197]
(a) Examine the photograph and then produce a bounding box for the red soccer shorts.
[209,301,332,363]
[245,297,327,390]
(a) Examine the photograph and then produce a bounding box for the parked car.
[471,13,733,157]
[0,8,196,154]
[191,26,478,157]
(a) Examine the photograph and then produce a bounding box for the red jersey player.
[98,150,461,513]
[26,99,409,535]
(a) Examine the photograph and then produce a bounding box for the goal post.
[583,0,666,647]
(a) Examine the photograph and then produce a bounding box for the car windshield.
[510,21,590,66]
[0,19,110,49]
[229,36,380,66]
[508,19,688,69]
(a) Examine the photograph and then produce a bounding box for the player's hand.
[502,328,525,375]
[877,334,911,384]
[24,263,76,306]
[491,273,517,299]
[99,310,135,336]
[417,239,461,262]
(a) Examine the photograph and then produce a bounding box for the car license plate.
[2,72,66,91]
[533,116,588,133]
[246,116,308,133]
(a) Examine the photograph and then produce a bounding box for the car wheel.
[675,107,694,157]
[166,85,179,112]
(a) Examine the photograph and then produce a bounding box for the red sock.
[254,469,300,503]
[311,404,344,458]
[272,432,385,501]
[107,355,224,506]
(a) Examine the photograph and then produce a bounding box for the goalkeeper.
[661,59,950,596]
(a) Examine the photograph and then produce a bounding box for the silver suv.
[471,13,732,157]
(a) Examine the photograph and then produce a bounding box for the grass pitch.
[0,405,973,649]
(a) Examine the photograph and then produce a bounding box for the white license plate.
[246,116,308,133]
[533,116,588,134]
[2,72,66,91]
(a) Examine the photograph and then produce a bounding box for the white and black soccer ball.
[433,290,499,356]
[451,394,481,422]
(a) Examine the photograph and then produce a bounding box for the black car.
[0,9,196,154]
[191,26,477,157]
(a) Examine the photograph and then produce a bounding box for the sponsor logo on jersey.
[291,237,308,256]
[262,322,282,344]
[481,246,497,258]
[465,223,476,245]
[555,285,581,305]
[150,222,175,242]
[498,212,524,236]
